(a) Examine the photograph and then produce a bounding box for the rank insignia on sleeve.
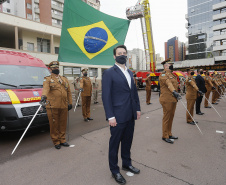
[50,79,54,82]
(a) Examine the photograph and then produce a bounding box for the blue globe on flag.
[84,27,108,53]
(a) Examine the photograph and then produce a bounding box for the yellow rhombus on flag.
[68,21,118,59]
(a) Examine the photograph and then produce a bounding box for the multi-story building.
[155,53,164,63]
[212,0,226,63]
[0,0,100,28]
[127,49,146,71]
[0,0,104,88]
[165,36,186,62]
[186,0,214,60]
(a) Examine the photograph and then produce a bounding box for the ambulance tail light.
[0,90,12,104]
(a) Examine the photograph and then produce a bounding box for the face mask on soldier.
[200,71,203,74]
[52,69,60,75]
[83,73,88,77]
[191,72,194,76]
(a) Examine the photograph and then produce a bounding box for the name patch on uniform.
[161,74,165,76]
[50,79,54,82]
[189,80,191,82]
[43,79,46,82]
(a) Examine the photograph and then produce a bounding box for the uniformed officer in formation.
[216,73,223,100]
[92,76,99,104]
[185,68,203,125]
[211,73,220,105]
[159,58,181,144]
[217,73,224,96]
[204,71,215,108]
[179,77,186,95]
[80,68,93,122]
[72,77,81,106]
[40,61,72,149]
[133,72,138,88]
[145,73,152,105]
[220,73,226,94]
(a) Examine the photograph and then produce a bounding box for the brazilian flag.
[58,0,130,66]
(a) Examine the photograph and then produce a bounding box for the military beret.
[81,68,88,73]
[161,58,174,65]
[49,61,59,68]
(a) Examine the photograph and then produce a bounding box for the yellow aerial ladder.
[126,0,156,72]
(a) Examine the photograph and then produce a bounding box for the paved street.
[0,90,226,185]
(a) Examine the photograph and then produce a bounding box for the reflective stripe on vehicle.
[5,90,21,104]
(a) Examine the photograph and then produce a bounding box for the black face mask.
[52,69,59,75]
[200,71,203,74]
[191,72,194,75]
[83,73,87,77]
[169,65,174,70]
[115,55,127,64]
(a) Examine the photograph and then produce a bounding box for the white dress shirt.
[115,63,131,89]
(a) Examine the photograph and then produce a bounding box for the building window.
[52,19,61,25]
[63,67,81,77]
[27,3,32,9]
[89,68,98,77]
[35,14,40,19]
[37,38,50,53]
[7,0,10,3]
[34,3,39,9]
[27,13,32,20]
[7,8,10,13]
[55,47,59,54]
[27,42,34,51]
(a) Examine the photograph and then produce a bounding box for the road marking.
[69,145,75,147]
[216,130,224,134]
[126,172,134,176]
[146,117,149,118]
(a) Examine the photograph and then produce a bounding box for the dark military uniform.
[204,75,214,108]
[145,75,152,104]
[159,69,178,139]
[42,72,72,145]
[185,76,199,123]
[80,75,92,119]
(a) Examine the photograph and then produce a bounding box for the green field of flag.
[58,0,130,66]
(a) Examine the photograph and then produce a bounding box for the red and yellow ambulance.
[0,50,50,132]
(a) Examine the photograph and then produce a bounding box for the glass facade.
[187,0,214,60]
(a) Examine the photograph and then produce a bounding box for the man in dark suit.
[195,69,207,115]
[102,45,141,185]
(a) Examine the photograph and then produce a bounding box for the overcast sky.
[100,0,187,59]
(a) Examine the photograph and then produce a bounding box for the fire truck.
[136,71,186,92]
[0,50,50,132]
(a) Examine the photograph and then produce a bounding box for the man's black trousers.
[109,119,135,174]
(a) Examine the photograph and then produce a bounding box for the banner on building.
[58,0,130,66]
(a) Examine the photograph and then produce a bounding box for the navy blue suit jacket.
[102,64,141,123]
[195,74,207,93]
